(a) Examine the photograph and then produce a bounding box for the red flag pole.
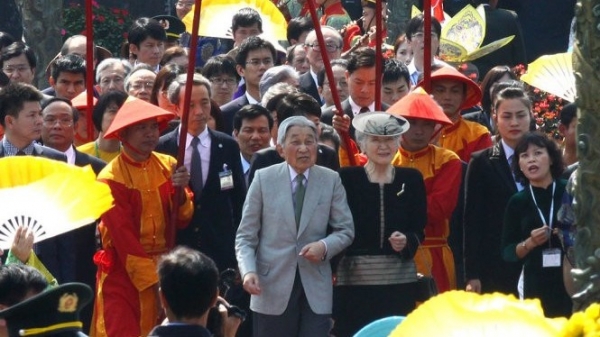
[306,0,357,166]
[85,0,95,142]
[168,0,202,249]
[422,0,432,93]
[375,0,382,111]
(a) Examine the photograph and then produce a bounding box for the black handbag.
[414,273,439,302]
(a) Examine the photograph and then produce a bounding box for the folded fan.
[521,52,576,102]
[0,157,113,250]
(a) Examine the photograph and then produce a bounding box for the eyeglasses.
[210,77,237,86]
[411,32,439,40]
[131,81,154,90]
[176,1,195,8]
[100,76,124,87]
[305,43,341,53]
[43,117,73,127]
[3,65,31,74]
[245,58,273,67]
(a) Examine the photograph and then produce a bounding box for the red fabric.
[432,0,444,23]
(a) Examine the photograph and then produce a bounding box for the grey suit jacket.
[235,163,354,315]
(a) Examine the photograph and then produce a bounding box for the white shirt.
[64,145,76,165]
[240,152,250,187]
[245,91,259,105]
[348,96,375,116]
[181,126,211,187]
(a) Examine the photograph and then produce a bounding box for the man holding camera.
[149,246,242,337]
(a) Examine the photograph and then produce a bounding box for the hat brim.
[418,67,482,111]
[352,112,410,137]
[104,96,176,139]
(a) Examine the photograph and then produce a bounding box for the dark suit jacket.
[0,142,66,161]
[321,99,390,140]
[148,324,211,337]
[220,95,250,137]
[299,71,321,104]
[471,6,527,78]
[498,0,575,63]
[463,141,522,295]
[248,144,340,186]
[463,108,493,132]
[155,128,246,271]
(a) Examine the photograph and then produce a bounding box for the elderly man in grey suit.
[236,116,354,337]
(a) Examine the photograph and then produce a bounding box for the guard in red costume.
[90,97,194,337]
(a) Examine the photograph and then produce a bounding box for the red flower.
[97,15,106,23]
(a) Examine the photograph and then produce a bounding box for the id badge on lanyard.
[529,182,561,268]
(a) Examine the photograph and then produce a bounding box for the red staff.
[306,0,357,166]
[374,0,382,111]
[168,0,202,249]
[85,0,94,142]
[422,0,432,93]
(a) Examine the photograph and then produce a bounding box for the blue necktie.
[190,137,203,200]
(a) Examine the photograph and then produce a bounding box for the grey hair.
[167,73,212,105]
[261,82,299,107]
[305,26,343,46]
[277,116,317,146]
[124,63,155,91]
[355,130,401,152]
[259,65,299,98]
[95,58,132,83]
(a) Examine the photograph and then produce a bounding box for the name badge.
[542,248,561,268]
[219,164,234,191]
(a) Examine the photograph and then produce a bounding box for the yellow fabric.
[438,117,491,162]
[125,255,159,292]
[20,322,83,336]
[392,144,459,181]
[77,141,121,163]
[5,250,58,287]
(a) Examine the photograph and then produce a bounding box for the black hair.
[0,82,43,127]
[382,58,410,85]
[158,246,219,320]
[42,97,80,123]
[559,103,577,127]
[51,54,86,82]
[286,17,313,44]
[479,65,517,114]
[151,63,185,105]
[235,36,276,67]
[0,31,16,50]
[512,131,564,185]
[0,265,47,307]
[405,14,442,41]
[160,46,187,67]
[317,58,348,87]
[92,90,128,132]
[286,44,300,65]
[0,42,37,69]
[127,17,167,47]
[209,100,226,132]
[233,104,274,132]
[232,8,263,34]
[201,55,240,82]
[319,123,340,152]
[274,92,321,126]
[347,47,377,74]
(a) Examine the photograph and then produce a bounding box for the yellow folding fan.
[521,52,576,102]
[0,156,113,250]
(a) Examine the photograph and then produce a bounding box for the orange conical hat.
[104,96,176,139]
[388,87,453,126]
[417,66,482,110]
[70,91,98,110]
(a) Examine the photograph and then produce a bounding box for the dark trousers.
[253,271,331,337]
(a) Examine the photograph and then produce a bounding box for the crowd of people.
[0,0,580,336]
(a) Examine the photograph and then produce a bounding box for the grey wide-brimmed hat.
[352,111,410,137]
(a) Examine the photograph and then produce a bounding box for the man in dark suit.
[321,47,390,139]
[40,97,106,332]
[220,36,276,136]
[149,246,241,337]
[156,73,246,272]
[471,0,527,78]
[248,92,339,185]
[300,27,343,104]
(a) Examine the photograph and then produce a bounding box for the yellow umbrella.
[0,157,113,250]
[181,0,288,41]
[521,52,576,102]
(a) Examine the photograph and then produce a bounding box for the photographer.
[149,247,242,337]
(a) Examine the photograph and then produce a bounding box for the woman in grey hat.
[333,112,427,337]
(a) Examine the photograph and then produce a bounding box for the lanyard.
[529,181,556,232]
